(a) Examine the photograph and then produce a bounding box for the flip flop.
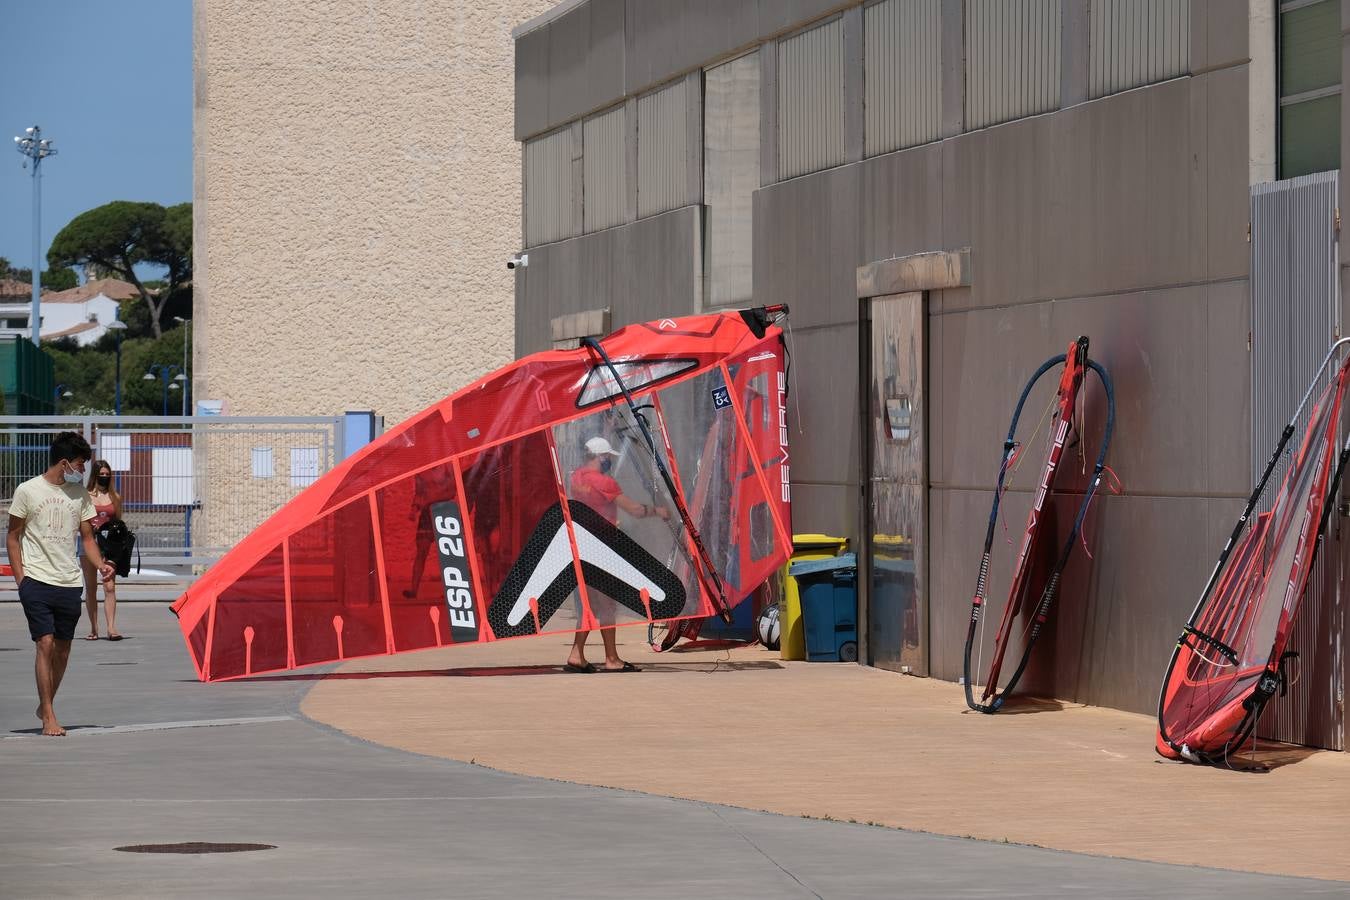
[84,634,99,641]
[600,661,641,673]
[107,634,124,642]
[563,662,596,674]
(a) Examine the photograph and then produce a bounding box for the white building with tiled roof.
[0,278,137,345]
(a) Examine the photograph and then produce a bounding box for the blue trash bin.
[789,553,858,662]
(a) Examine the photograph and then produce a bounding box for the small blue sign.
[711,387,733,411]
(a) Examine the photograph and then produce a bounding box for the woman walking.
[83,459,123,641]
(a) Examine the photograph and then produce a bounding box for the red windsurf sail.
[172,307,793,681]
[963,337,1116,713]
[1157,340,1350,763]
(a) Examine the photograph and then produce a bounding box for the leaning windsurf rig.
[963,337,1116,713]
[647,355,788,652]
[171,306,793,681]
[1156,338,1350,764]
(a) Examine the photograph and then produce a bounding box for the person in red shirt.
[565,436,668,673]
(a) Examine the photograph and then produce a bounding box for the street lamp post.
[107,316,128,415]
[143,363,183,416]
[173,315,190,415]
[13,126,56,346]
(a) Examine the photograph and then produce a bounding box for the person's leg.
[104,576,120,639]
[40,586,82,734]
[50,638,72,696]
[35,636,64,736]
[566,629,591,668]
[403,527,433,599]
[81,556,99,639]
[599,627,625,668]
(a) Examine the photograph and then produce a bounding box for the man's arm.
[615,495,670,520]
[7,515,25,584]
[80,520,114,583]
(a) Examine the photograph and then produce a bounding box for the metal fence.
[1250,171,1342,750]
[0,415,346,601]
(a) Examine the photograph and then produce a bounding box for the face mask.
[62,464,83,485]
[96,475,111,488]
[599,458,613,475]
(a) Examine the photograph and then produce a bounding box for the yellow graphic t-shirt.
[9,475,95,588]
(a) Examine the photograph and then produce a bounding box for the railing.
[0,415,347,601]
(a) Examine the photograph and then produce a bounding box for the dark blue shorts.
[18,578,83,642]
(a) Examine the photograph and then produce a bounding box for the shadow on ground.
[235,659,784,682]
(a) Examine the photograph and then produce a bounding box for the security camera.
[506,253,529,270]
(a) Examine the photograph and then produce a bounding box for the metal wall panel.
[637,79,690,218]
[524,129,578,247]
[965,0,1062,130]
[1089,0,1190,99]
[704,52,761,307]
[584,106,626,232]
[1250,172,1343,749]
[864,0,942,156]
[778,18,847,180]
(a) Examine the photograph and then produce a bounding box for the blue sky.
[0,0,191,278]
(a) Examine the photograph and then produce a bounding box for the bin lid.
[790,552,857,577]
[792,533,848,553]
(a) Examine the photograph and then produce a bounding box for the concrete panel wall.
[513,0,1255,716]
[514,206,701,354]
[515,0,625,139]
[752,60,1249,713]
[517,0,854,139]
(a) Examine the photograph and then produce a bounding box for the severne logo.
[431,500,479,643]
[777,369,791,502]
[659,318,678,330]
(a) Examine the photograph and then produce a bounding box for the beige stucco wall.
[193,0,553,425]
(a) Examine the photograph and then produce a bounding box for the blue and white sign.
[711,386,733,411]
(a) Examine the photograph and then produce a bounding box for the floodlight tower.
[13,125,57,345]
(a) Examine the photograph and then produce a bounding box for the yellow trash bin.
[781,534,848,660]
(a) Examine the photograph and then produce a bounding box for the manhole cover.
[97,661,138,666]
[115,842,276,854]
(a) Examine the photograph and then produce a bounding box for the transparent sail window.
[576,359,698,408]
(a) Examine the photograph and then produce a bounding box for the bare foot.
[37,709,65,736]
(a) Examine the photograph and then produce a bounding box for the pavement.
[0,604,1346,898]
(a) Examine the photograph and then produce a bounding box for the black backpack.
[95,518,139,577]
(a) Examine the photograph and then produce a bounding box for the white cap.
[585,437,619,457]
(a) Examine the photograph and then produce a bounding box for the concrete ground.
[0,604,1345,898]
[303,635,1350,883]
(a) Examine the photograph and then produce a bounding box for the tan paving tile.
[300,635,1350,882]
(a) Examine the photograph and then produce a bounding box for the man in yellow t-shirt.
[7,431,114,736]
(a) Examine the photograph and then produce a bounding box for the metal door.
[865,293,927,674]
